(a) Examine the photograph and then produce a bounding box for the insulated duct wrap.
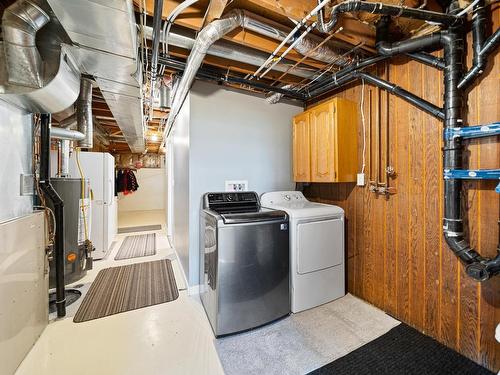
[164,10,244,138]
[164,8,353,138]
[239,10,350,65]
[292,37,350,65]
[77,78,93,149]
[143,26,316,79]
[1,0,50,88]
[266,84,293,104]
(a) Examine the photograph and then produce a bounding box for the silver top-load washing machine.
[200,192,290,337]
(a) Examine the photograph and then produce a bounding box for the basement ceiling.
[2,0,449,154]
[120,0,444,154]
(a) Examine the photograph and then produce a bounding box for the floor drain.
[49,289,82,313]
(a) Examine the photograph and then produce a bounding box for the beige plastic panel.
[0,212,48,375]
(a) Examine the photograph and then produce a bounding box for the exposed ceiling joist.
[201,0,229,27]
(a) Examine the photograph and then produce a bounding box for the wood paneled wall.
[303,6,499,372]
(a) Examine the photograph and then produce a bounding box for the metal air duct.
[2,0,50,88]
[46,0,145,153]
[0,0,81,113]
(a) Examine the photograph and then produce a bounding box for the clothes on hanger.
[116,168,139,195]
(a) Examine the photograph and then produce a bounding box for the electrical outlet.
[357,173,365,186]
[225,180,248,192]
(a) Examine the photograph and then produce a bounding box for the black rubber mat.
[309,323,494,375]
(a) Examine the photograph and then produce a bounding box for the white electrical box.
[225,180,248,192]
[357,173,365,186]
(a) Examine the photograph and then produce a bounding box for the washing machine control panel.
[261,191,306,206]
[282,192,305,202]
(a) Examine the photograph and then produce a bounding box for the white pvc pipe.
[162,0,199,54]
[259,21,317,79]
[456,0,480,16]
[251,0,333,78]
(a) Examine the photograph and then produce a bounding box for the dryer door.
[297,217,343,274]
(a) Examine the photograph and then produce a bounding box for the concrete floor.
[118,209,166,229]
[16,210,224,375]
[15,209,398,375]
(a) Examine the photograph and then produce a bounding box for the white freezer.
[69,152,117,259]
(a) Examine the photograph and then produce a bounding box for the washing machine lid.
[261,191,344,219]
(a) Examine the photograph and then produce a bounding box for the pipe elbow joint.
[465,262,491,281]
[375,42,393,56]
[465,253,500,281]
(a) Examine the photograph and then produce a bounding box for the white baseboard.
[169,243,189,292]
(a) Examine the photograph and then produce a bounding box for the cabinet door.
[292,112,311,182]
[310,101,336,182]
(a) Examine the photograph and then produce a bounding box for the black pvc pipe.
[441,25,500,281]
[377,33,442,55]
[306,55,390,94]
[406,52,445,70]
[312,6,500,279]
[358,72,445,119]
[307,69,444,120]
[375,16,445,70]
[459,5,500,91]
[39,113,66,317]
[457,1,487,89]
[480,27,500,57]
[156,54,306,100]
[317,1,462,34]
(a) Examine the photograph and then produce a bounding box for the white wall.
[0,100,33,223]
[170,81,301,286]
[171,95,191,280]
[118,168,166,212]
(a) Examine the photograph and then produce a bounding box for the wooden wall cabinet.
[293,97,358,183]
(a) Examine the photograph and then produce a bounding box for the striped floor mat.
[74,259,179,323]
[115,233,156,260]
[118,224,162,234]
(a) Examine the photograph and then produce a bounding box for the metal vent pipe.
[50,127,85,141]
[57,139,71,177]
[1,0,50,88]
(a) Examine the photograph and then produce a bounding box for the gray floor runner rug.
[118,224,162,234]
[216,294,399,375]
[74,259,179,323]
[115,233,156,260]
